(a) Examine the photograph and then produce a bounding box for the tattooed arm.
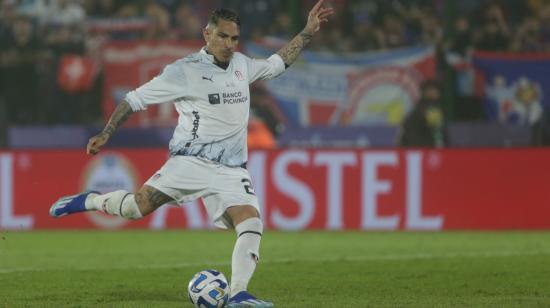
[276,0,333,67]
[87,100,134,155]
[276,31,315,68]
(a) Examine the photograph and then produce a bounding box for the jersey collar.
[199,47,215,63]
[200,47,232,71]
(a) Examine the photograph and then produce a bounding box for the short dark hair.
[208,9,241,27]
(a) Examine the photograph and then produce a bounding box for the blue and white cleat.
[49,191,99,218]
[227,291,274,307]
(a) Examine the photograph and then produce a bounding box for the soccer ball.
[188,269,230,308]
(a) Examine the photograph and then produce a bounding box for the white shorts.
[144,156,260,229]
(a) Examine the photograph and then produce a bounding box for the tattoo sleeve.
[276,31,314,67]
[136,185,173,209]
[102,100,134,137]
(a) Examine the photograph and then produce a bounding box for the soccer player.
[50,1,332,307]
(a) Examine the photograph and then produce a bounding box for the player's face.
[204,19,240,64]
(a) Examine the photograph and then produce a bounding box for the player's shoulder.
[233,51,251,62]
[161,52,205,75]
[165,52,202,70]
[232,52,255,68]
[180,51,204,65]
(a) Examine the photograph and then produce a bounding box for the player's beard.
[220,49,233,61]
[216,51,233,69]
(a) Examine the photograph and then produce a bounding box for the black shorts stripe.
[119,193,132,216]
[238,230,262,238]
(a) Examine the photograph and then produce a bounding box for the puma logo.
[250,252,259,264]
[202,75,214,82]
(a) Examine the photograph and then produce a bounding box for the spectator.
[43,21,86,124]
[381,13,408,48]
[248,115,276,150]
[418,8,442,46]
[474,3,511,51]
[250,85,286,138]
[511,16,545,52]
[172,2,202,40]
[0,15,43,124]
[142,1,171,40]
[446,16,474,56]
[267,10,293,40]
[351,22,386,51]
[84,0,118,18]
[50,0,86,26]
[537,4,550,50]
[399,80,449,147]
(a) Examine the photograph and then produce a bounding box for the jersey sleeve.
[246,53,286,84]
[124,62,187,111]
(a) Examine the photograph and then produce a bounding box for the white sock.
[85,190,143,220]
[230,217,263,297]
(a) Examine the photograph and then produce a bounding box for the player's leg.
[203,164,272,307]
[89,185,173,217]
[225,205,262,293]
[51,156,206,219]
[50,185,173,219]
[204,172,263,298]
[224,205,272,308]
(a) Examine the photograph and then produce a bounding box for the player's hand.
[86,132,110,155]
[303,0,334,35]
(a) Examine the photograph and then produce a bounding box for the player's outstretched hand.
[86,132,110,155]
[304,0,334,35]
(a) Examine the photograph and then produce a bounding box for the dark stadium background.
[1,1,549,307]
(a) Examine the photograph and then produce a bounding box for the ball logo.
[80,153,139,229]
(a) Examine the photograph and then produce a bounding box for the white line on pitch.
[1,250,549,274]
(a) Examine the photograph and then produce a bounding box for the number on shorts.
[241,178,255,195]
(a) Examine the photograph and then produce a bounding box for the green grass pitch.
[1,231,550,307]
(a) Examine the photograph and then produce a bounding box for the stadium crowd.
[1,0,550,147]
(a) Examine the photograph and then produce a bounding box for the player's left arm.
[276,0,333,67]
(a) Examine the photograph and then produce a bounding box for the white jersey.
[125,48,286,167]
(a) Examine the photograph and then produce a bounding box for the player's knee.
[226,205,260,226]
[134,187,173,216]
[120,194,143,220]
[235,216,263,260]
[134,191,155,216]
[239,205,260,219]
[239,216,263,234]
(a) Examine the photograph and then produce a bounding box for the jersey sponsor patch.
[222,91,247,104]
[208,93,220,105]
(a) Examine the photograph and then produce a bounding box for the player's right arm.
[87,61,188,155]
[87,100,134,155]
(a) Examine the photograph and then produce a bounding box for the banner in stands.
[101,41,202,127]
[473,52,550,125]
[245,44,435,126]
[1,149,549,231]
